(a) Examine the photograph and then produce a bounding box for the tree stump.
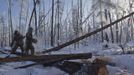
[92,58,109,75]
[98,65,108,75]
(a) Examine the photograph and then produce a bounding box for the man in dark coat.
[11,30,25,55]
[25,27,37,55]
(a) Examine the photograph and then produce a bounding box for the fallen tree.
[16,58,109,75]
[0,53,92,62]
[43,12,134,53]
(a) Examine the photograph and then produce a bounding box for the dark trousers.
[25,45,34,55]
[11,44,24,55]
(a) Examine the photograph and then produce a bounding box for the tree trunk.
[8,0,13,45]
[51,0,54,46]
[0,53,92,62]
[116,22,119,43]
[33,0,38,36]
[28,0,38,27]
[19,0,23,33]
[100,0,104,42]
[108,12,114,43]
[119,21,123,43]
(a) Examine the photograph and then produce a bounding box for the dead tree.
[43,12,134,53]
[0,53,92,62]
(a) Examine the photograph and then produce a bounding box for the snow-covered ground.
[0,64,66,75]
[0,42,134,75]
[107,54,134,75]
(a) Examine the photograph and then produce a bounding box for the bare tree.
[0,16,7,47]
[7,0,13,45]
[108,11,114,43]
[100,0,104,42]
[51,0,54,46]
[19,0,23,33]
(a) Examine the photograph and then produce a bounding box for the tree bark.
[51,0,54,46]
[0,53,92,62]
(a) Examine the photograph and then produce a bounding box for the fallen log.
[15,57,109,75]
[0,53,92,63]
[43,12,134,54]
[14,53,91,69]
[15,61,58,69]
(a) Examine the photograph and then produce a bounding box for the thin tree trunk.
[116,23,119,43]
[25,0,29,32]
[92,13,96,41]
[19,0,23,33]
[57,0,60,46]
[100,0,104,42]
[28,0,38,27]
[108,12,114,43]
[8,0,13,45]
[43,0,47,47]
[51,0,54,46]
[33,0,38,36]
[126,18,131,42]
[38,2,41,35]
[119,21,123,43]
[116,0,119,43]
[80,0,82,32]
[131,16,134,40]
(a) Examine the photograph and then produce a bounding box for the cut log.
[43,12,134,53]
[92,58,109,75]
[0,53,92,63]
